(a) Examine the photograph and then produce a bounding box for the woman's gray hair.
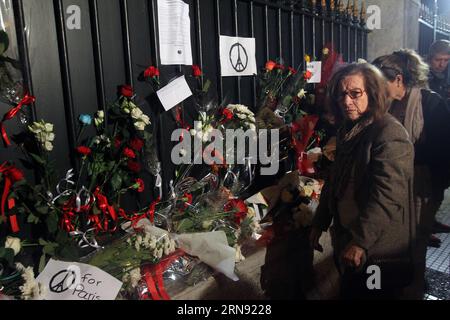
[372,49,430,89]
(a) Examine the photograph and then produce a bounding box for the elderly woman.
[310,63,415,299]
[373,49,450,298]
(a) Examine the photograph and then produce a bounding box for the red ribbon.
[0,163,23,232]
[146,197,161,225]
[141,249,185,300]
[1,94,36,147]
[93,187,118,233]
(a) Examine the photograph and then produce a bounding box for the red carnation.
[6,167,24,182]
[127,160,142,173]
[134,178,145,193]
[225,199,248,225]
[288,67,297,75]
[144,66,160,78]
[304,70,313,81]
[76,146,92,156]
[120,85,133,98]
[265,60,276,71]
[129,137,144,151]
[123,147,136,159]
[192,65,202,77]
[221,108,233,121]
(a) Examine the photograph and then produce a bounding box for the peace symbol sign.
[49,269,77,293]
[229,43,248,73]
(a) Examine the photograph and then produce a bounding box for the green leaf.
[27,213,40,224]
[42,241,59,256]
[29,153,46,165]
[202,80,211,93]
[110,173,123,191]
[39,253,47,273]
[36,205,49,215]
[175,219,194,233]
[46,213,58,234]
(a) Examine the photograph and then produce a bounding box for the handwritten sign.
[306,61,322,83]
[36,259,122,300]
[157,75,193,111]
[220,36,257,77]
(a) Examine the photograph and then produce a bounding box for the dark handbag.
[367,256,415,289]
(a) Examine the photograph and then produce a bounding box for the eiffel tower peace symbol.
[229,42,248,73]
[49,269,77,293]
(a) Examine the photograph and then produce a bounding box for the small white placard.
[220,36,257,77]
[158,0,193,65]
[307,61,322,83]
[36,259,122,300]
[157,75,193,111]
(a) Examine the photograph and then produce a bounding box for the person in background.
[426,40,450,236]
[310,63,415,299]
[373,49,450,298]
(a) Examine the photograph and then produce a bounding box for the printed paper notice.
[157,75,193,111]
[158,0,193,65]
[220,36,257,77]
[306,61,322,83]
[36,259,122,300]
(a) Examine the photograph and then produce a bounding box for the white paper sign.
[220,36,257,77]
[307,61,322,83]
[36,259,122,300]
[157,75,193,111]
[158,0,193,65]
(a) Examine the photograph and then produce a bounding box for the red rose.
[134,178,145,193]
[288,67,297,75]
[76,146,92,156]
[120,85,133,98]
[192,65,202,77]
[304,70,313,81]
[144,66,160,78]
[129,137,144,151]
[183,193,193,206]
[127,160,142,173]
[6,167,24,182]
[265,60,276,71]
[123,147,136,159]
[221,108,233,121]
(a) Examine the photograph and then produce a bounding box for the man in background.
[426,40,450,247]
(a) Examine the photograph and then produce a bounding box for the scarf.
[331,116,374,199]
[403,87,424,145]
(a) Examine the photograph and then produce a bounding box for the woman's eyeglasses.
[338,89,365,100]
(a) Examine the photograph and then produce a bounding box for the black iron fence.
[1,0,369,197]
[419,0,450,56]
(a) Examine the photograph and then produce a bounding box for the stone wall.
[366,0,421,62]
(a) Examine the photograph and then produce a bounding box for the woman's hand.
[342,244,366,268]
[309,227,324,252]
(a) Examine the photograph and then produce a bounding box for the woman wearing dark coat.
[310,63,415,299]
[373,49,450,299]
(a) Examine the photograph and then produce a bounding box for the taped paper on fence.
[157,75,193,111]
[174,231,239,281]
[36,259,122,300]
[306,61,322,83]
[220,35,257,77]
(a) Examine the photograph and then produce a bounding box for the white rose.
[44,141,54,152]
[134,121,146,131]
[237,114,246,120]
[97,110,104,119]
[141,114,151,125]
[297,89,307,99]
[131,108,143,120]
[249,124,256,131]
[46,133,55,142]
[5,236,21,256]
[248,116,256,122]
[190,129,197,136]
[44,123,54,133]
